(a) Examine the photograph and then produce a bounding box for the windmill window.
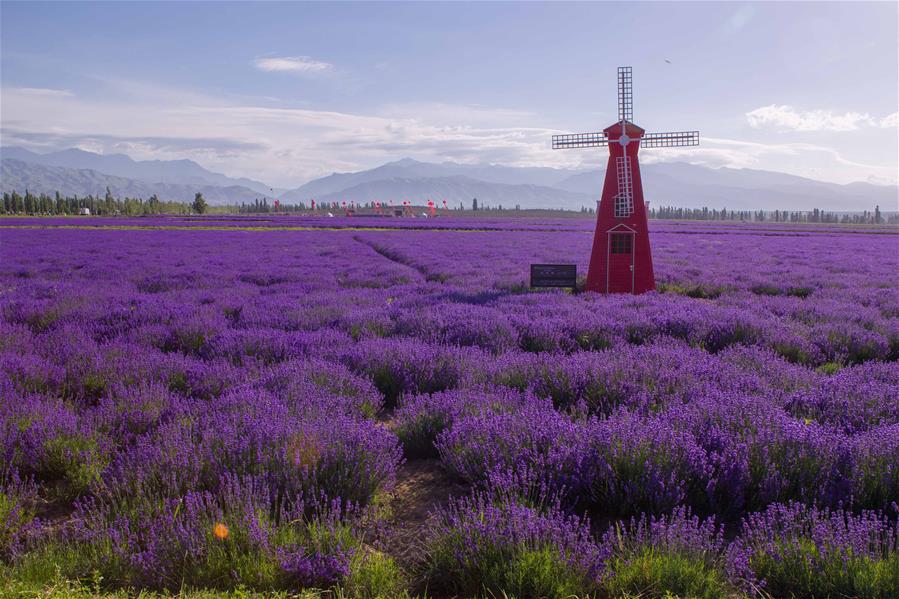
[610,234,632,254]
[614,194,634,218]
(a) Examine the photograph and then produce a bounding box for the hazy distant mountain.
[3,146,895,212]
[311,175,593,210]
[648,163,897,212]
[287,158,896,212]
[282,158,583,201]
[0,146,274,195]
[1,159,262,204]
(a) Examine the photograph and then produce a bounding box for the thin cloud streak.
[7,87,74,98]
[253,56,332,73]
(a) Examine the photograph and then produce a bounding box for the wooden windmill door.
[606,230,635,293]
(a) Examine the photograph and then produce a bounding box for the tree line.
[648,205,894,224]
[3,188,894,224]
[1,188,203,216]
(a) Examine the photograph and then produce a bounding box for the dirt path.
[380,458,469,573]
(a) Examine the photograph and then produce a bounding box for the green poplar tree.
[192,192,208,214]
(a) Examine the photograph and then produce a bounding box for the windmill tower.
[553,66,699,294]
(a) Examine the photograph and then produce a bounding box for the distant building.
[79,207,91,216]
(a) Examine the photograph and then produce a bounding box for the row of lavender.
[1,221,897,596]
[9,214,899,239]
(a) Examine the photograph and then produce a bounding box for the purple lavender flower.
[0,467,42,560]
[728,501,899,596]
[425,493,606,596]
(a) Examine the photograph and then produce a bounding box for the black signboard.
[530,264,577,289]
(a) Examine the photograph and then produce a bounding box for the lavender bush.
[436,399,589,503]
[424,493,605,598]
[0,468,42,561]
[393,387,539,458]
[65,474,363,590]
[728,502,899,597]
[601,507,733,599]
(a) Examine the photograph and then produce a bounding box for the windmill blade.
[618,66,633,122]
[552,132,609,149]
[640,131,699,148]
[614,156,634,218]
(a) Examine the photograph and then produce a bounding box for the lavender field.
[1,216,897,598]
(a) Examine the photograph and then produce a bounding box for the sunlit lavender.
[1,215,896,596]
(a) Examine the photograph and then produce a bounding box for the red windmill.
[553,66,699,294]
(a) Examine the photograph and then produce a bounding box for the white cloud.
[746,104,879,132]
[253,56,332,73]
[637,136,898,185]
[8,87,74,98]
[1,80,895,188]
[0,82,559,186]
[880,112,898,128]
[379,102,535,128]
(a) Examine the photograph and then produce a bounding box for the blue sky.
[1,1,897,189]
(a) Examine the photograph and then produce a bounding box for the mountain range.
[2,146,896,212]
[1,146,274,195]
[1,159,264,205]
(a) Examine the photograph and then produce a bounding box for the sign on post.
[530,264,577,289]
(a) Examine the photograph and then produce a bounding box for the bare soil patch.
[381,459,469,572]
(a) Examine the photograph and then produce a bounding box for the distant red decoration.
[552,66,699,294]
[427,200,435,217]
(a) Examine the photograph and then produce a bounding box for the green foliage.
[41,434,108,498]
[193,192,209,215]
[3,540,102,588]
[6,490,369,593]
[750,283,782,297]
[0,491,37,559]
[393,410,450,459]
[344,550,407,599]
[3,555,417,599]
[0,569,331,598]
[658,282,725,299]
[603,548,735,599]
[370,365,405,409]
[427,538,596,599]
[1,189,197,216]
[575,331,614,352]
[786,286,814,298]
[748,539,899,599]
[500,546,591,598]
[772,340,817,365]
[815,361,842,375]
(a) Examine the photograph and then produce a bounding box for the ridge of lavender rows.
[1,219,897,595]
[4,214,899,234]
